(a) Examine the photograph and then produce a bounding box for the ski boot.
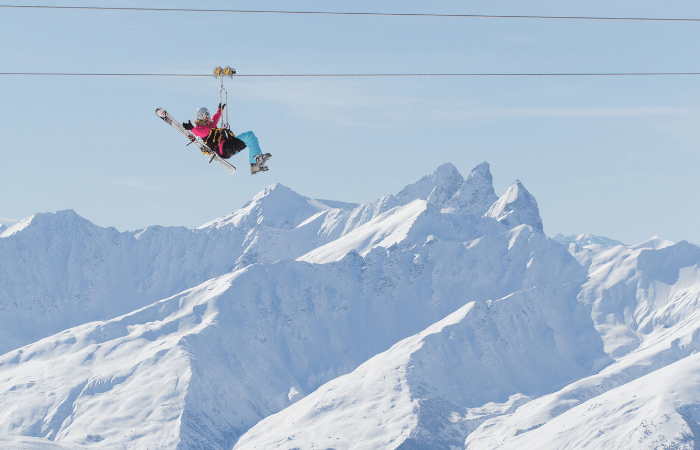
[254,153,272,165]
[250,162,269,175]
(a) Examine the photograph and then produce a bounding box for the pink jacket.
[191,109,222,138]
[191,109,223,154]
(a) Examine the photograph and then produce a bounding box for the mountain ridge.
[0,162,541,355]
[1,162,697,450]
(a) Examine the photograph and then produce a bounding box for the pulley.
[213,66,236,78]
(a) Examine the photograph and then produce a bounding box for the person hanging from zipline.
[183,104,271,174]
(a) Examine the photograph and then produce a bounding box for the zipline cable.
[2,72,700,77]
[1,5,700,22]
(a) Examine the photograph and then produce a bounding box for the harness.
[204,128,236,155]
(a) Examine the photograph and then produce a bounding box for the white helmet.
[195,107,210,121]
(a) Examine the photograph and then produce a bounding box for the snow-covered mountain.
[233,281,608,450]
[485,179,543,233]
[0,163,522,355]
[1,161,698,450]
[234,236,700,450]
[551,232,625,247]
[462,237,700,450]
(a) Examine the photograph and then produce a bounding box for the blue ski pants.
[236,131,262,164]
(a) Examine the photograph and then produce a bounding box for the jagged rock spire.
[485,179,544,233]
[394,163,464,207]
[444,162,498,216]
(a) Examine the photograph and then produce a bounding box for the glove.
[183,120,193,130]
[218,103,226,111]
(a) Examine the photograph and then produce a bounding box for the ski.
[155,108,236,175]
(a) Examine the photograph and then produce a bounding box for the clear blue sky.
[2,0,699,245]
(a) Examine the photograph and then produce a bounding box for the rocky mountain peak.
[394,162,464,207]
[485,179,544,233]
[199,183,333,231]
[443,161,498,216]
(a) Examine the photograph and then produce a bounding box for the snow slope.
[491,352,700,450]
[462,237,700,450]
[241,236,700,450]
[298,199,429,264]
[233,282,609,450]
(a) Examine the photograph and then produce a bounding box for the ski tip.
[155,108,166,118]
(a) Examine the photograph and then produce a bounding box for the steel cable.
[1,5,699,22]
